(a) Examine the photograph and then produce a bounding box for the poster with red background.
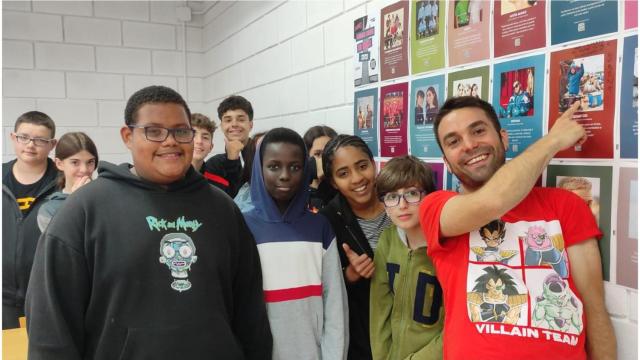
[380,82,409,157]
[493,0,546,58]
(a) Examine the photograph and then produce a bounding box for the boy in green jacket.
[370,155,444,360]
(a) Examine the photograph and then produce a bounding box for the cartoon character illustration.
[532,273,583,334]
[467,265,528,324]
[159,232,198,292]
[523,225,568,278]
[471,220,518,264]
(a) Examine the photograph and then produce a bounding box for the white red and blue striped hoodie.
[243,140,349,360]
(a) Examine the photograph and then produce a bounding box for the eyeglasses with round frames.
[128,125,195,144]
[13,133,54,147]
[380,189,425,208]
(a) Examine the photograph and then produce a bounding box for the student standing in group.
[303,125,338,212]
[2,111,57,329]
[370,155,444,360]
[243,127,348,359]
[321,135,392,360]
[203,95,254,197]
[26,86,272,359]
[190,113,216,173]
[37,132,98,231]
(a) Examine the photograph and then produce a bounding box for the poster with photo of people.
[546,164,613,281]
[550,0,617,45]
[492,54,545,158]
[411,0,445,74]
[447,0,490,66]
[548,40,617,159]
[354,12,379,87]
[410,75,445,157]
[448,65,490,101]
[493,0,546,58]
[617,167,638,289]
[354,88,379,156]
[380,82,409,157]
[620,35,638,159]
[380,1,409,80]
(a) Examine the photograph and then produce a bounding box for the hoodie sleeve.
[203,154,242,198]
[370,230,393,360]
[230,208,273,360]
[25,233,90,360]
[321,236,349,360]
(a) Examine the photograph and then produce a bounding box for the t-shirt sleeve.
[419,190,458,256]
[552,188,602,247]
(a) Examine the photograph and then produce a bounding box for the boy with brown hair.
[189,113,216,173]
[2,111,58,329]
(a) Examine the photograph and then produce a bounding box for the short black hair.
[259,127,307,162]
[217,95,254,121]
[303,125,337,151]
[434,96,501,152]
[322,135,373,180]
[15,111,56,138]
[124,86,191,126]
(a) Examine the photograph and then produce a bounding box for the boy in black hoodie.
[25,86,272,359]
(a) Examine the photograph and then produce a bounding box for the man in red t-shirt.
[419,97,615,359]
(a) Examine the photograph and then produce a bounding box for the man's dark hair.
[434,96,501,151]
[124,86,191,126]
[15,111,56,138]
[259,127,307,162]
[217,95,254,121]
[321,135,373,180]
[303,125,338,151]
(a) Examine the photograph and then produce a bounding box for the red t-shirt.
[419,187,601,360]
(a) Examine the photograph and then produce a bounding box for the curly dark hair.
[124,86,191,126]
[217,95,254,121]
[321,135,373,180]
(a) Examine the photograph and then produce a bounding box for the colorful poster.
[380,82,409,157]
[550,0,618,45]
[493,0,546,58]
[447,0,490,66]
[620,35,638,159]
[424,161,444,190]
[410,75,445,157]
[546,164,613,281]
[617,167,638,289]
[492,54,545,158]
[447,65,490,101]
[354,88,379,156]
[380,1,409,80]
[354,12,379,87]
[626,0,638,29]
[445,170,462,193]
[411,0,445,74]
[548,40,617,159]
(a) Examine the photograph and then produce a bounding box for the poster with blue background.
[620,35,638,159]
[354,88,379,156]
[409,74,445,157]
[550,1,617,45]
[492,54,545,158]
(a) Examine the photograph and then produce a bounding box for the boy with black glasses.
[26,86,272,359]
[2,111,57,329]
[370,155,444,359]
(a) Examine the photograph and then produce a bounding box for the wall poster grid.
[352,0,638,287]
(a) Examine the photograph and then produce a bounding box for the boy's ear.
[121,126,133,150]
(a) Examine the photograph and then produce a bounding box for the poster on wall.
[354,12,379,87]
[447,65,490,101]
[379,82,409,157]
[492,54,545,158]
[424,161,444,190]
[546,164,612,281]
[354,88,379,156]
[445,170,462,193]
[380,1,409,80]
[617,167,638,289]
[447,0,490,66]
[493,0,546,58]
[411,0,445,74]
[548,40,617,159]
[625,0,638,30]
[410,75,445,158]
[620,35,638,159]
[550,0,617,45]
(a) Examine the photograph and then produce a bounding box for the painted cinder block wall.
[2,1,637,357]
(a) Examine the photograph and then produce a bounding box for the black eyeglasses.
[379,189,425,208]
[13,133,54,147]
[128,126,195,143]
